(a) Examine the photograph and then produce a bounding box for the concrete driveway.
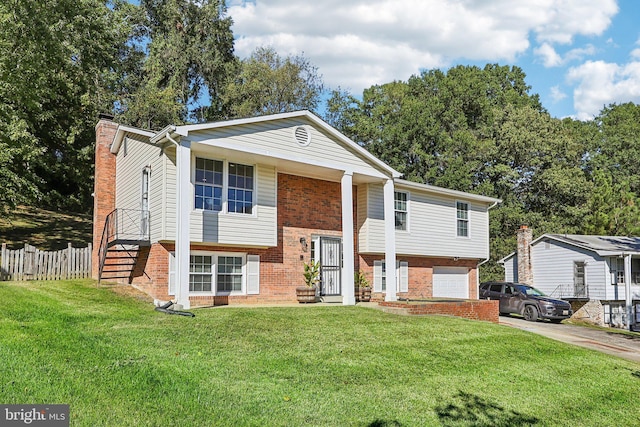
[499,315,640,364]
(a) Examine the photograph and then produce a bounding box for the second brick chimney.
[516,225,533,284]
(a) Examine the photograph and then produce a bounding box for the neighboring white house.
[499,227,640,328]
[92,111,500,308]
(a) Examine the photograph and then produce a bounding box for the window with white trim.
[217,256,243,292]
[613,258,625,285]
[195,157,254,214]
[170,252,259,296]
[633,259,640,285]
[228,163,254,214]
[395,191,408,231]
[456,201,469,237]
[373,260,408,293]
[195,158,223,211]
[190,255,213,292]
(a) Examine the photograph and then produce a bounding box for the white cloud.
[567,60,640,120]
[533,0,618,44]
[535,43,596,68]
[535,43,563,67]
[228,0,618,94]
[549,85,567,103]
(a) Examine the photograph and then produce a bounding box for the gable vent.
[293,126,311,146]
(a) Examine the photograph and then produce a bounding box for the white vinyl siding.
[356,183,370,250]
[530,239,606,299]
[359,183,491,259]
[115,135,165,243]
[502,255,517,282]
[186,118,387,177]
[164,147,177,241]
[189,163,276,246]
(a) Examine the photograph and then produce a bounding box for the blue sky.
[227,0,640,121]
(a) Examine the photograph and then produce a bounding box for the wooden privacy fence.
[0,243,92,281]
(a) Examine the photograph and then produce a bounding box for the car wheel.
[523,305,538,322]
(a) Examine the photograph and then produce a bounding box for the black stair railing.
[98,209,150,283]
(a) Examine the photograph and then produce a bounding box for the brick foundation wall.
[130,173,355,306]
[359,255,479,301]
[92,118,118,278]
[379,300,499,323]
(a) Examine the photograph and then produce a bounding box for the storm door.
[319,237,342,296]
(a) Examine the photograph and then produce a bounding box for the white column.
[624,254,633,330]
[341,172,355,305]
[175,140,191,309]
[383,179,397,302]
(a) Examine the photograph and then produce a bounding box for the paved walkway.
[499,316,640,364]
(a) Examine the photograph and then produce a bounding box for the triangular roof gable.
[151,111,402,179]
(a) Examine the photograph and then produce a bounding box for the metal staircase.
[98,209,150,284]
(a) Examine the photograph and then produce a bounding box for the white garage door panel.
[433,267,469,299]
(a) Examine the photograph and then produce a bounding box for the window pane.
[394,192,407,231]
[195,158,222,211]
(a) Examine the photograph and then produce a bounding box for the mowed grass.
[1,280,639,426]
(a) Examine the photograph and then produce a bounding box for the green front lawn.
[1,280,639,426]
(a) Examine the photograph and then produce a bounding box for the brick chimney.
[516,225,533,284]
[92,116,118,278]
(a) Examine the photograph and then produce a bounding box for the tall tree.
[222,46,325,119]
[0,0,134,212]
[117,0,236,128]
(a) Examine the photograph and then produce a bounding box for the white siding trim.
[399,261,408,292]
[247,255,260,295]
[384,179,397,301]
[373,260,383,293]
[341,172,356,305]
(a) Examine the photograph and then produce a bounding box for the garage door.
[433,267,469,299]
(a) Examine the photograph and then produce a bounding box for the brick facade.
[379,300,499,323]
[125,174,354,306]
[92,118,118,278]
[359,255,479,301]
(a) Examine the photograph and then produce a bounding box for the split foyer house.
[500,226,640,328]
[92,111,500,308]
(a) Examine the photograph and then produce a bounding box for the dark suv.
[480,281,573,323]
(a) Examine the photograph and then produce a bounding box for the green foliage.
[325,65,640,281]
[0,0,131,212]
[117,0,236,128]
[222,46,325,119]
[355,270,371,288]
[303,260,321,287]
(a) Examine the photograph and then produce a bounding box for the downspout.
[165,132,182,303]
[477,200,500,295]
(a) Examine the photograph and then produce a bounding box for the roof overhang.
[111,125,155,154]
[394,179,502,206]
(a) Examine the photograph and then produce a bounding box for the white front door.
[433,266,469,299]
